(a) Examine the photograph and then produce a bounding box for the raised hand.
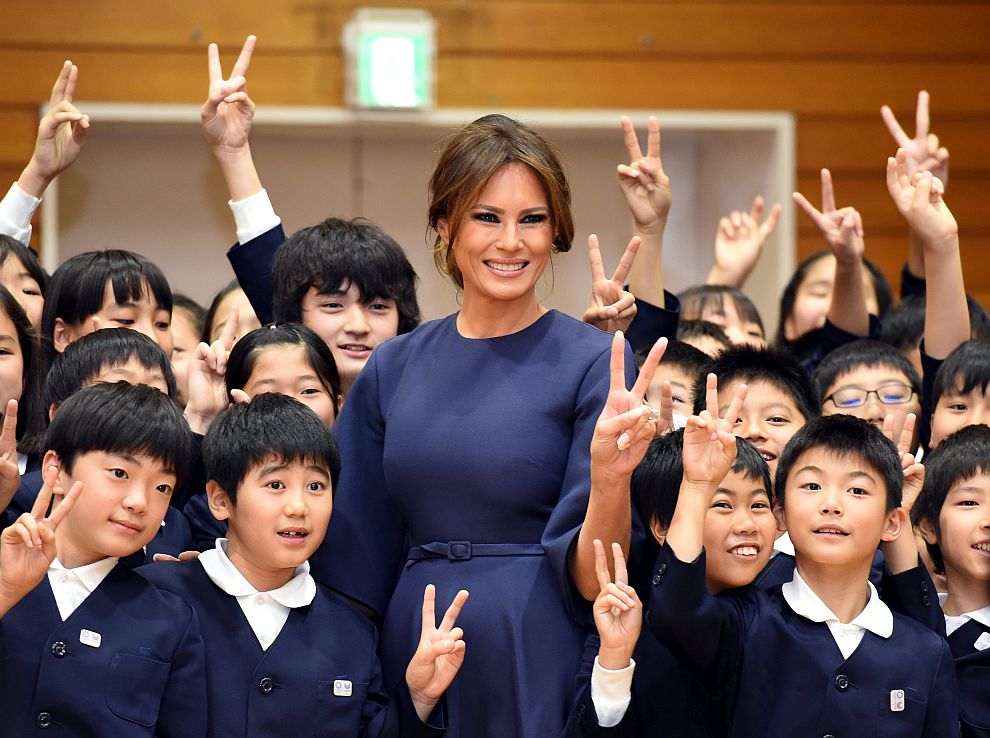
[202,35,257,157]
[184,305,239,434]
[881,91,949,187]
[582,234,639,334]
[886,149,958,252]
[882,413,923,511]
[406,584,469,722]
[617,116,671,233]
[592,539,642,670]
[18,61,90,198]
[708,196,783,288]
[0,465,83,616]
[793,169,864,266]
[591,333,668,481]
[0,400,21,509]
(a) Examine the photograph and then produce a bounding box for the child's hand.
[184,305,239,434]
[683,409,739,489]
[582,234,639,334]
[882,413,923,512]
[201,36,257,158]
[593,539,642,670]
[646,379,675,439]
[406,584,469,722]
[793,169,865,267]
[591,333,669,482]
[0,465,82,613]
[881,91,949,188]
[0,400,20,510]
[18,61,90,198]
[709,196,782,287]
[617,116,671,234]
[886,149,958,252]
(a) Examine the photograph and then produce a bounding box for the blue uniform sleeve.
[226,224,285,325]
[624,291,681,354]
[880,559,946,637]
[560,680,636,738]
[799,314,882,376]
[645,545,749,694]
[544,341,637,623]
[922,638,961,737]
[156,601,208,738]
[313,350,408,615]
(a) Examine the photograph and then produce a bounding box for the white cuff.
[590,655,635,728]
[229,188,281,244]
[0,182,42,245]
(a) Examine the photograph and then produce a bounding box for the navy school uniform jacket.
[227,225,283,325]
[138,559,446,738]
[0,563,207,736]
[645,544,960,738]
[946,620,990,738]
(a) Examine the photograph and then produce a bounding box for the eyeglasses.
[824,382,917,409]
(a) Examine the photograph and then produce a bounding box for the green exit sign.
[344,9,436,109]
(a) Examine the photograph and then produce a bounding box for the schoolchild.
[912,424,990,736]
[183,322,342,549]
[675,319,731,357]
[0,381,206,737]
[0,284,46,474]
[678,284,766,348]
[929,339,990,449]
[141,394,467,737]
[639,339,711,420]
[814,339,922,452]
[566,430,774,737]
[170,293,207,409]
[647,413,958,737]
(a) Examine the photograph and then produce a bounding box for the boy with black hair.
[814,339,922,451]
[140,393,467,737]
[638,340,710,420]
[912,424,990,736]
[693,345,821,476]
[675,320,731,357]
[929,338,990,448]
[199,36,421,398]
[0,382,206,737]
[5,329,194,563]
[646,413,958,737]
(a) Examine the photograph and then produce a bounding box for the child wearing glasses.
[814,339,922,453]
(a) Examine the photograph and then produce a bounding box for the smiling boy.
[0,382,205,737]
[140,393,467,737]
[648,413,958,737]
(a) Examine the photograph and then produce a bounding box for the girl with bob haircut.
[0,284,46,467]
[318,113,664,738]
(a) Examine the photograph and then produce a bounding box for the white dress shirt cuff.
[590,656,635,728]
[229,188,280,244]
[0,182,41,244]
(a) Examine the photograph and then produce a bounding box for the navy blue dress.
[313,310,632,738]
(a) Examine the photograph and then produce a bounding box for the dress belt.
[406,540,546,564]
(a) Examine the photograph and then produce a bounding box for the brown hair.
[427,114,574,289]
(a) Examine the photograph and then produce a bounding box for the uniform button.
[256,595,267,605]
[920,580,929,593]
[922,595,931,607]
[258,677,274,695]
[652,574,662,585]
[36,712,53,729]
[51,641,66,658]
[834,674,850,691]
[60,574,71,584]
[576,703,586,720]
[823,734,835,738]
[657,563,667,574]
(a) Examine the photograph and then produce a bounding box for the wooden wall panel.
[1,0,988,315]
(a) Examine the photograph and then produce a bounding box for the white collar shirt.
[47,556,119,621]
[939,592,990,638]
[782,568,893,659]
[199,539,315,651]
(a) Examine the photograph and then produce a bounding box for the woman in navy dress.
[315,114,663,737]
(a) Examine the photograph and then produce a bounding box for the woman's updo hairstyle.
[428,114,574,289]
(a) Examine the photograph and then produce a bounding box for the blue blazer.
[227,225,284,325]
[646,545,960,738]
[947,620,990,738]
[0,564,207,736]
[138,559,445,738]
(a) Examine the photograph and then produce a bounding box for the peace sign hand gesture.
[591,334,669,483]
[709,196,783,288]
[793,169,864,267]
[582,235,639,334]
[202,36,257,157]
[19,61,90,198]
[592,539,642,670]
[682,374,747,488]
[617,116,671,233]
[0,400,21,509]
[881,91,949,188]
[886,148,957,253]
[184,305,240,434]
[0,465,83,617]
[406,584,469,722]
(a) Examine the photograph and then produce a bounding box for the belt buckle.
[447,541,472,561]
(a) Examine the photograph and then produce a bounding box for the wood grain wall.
[2,1,989,302]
